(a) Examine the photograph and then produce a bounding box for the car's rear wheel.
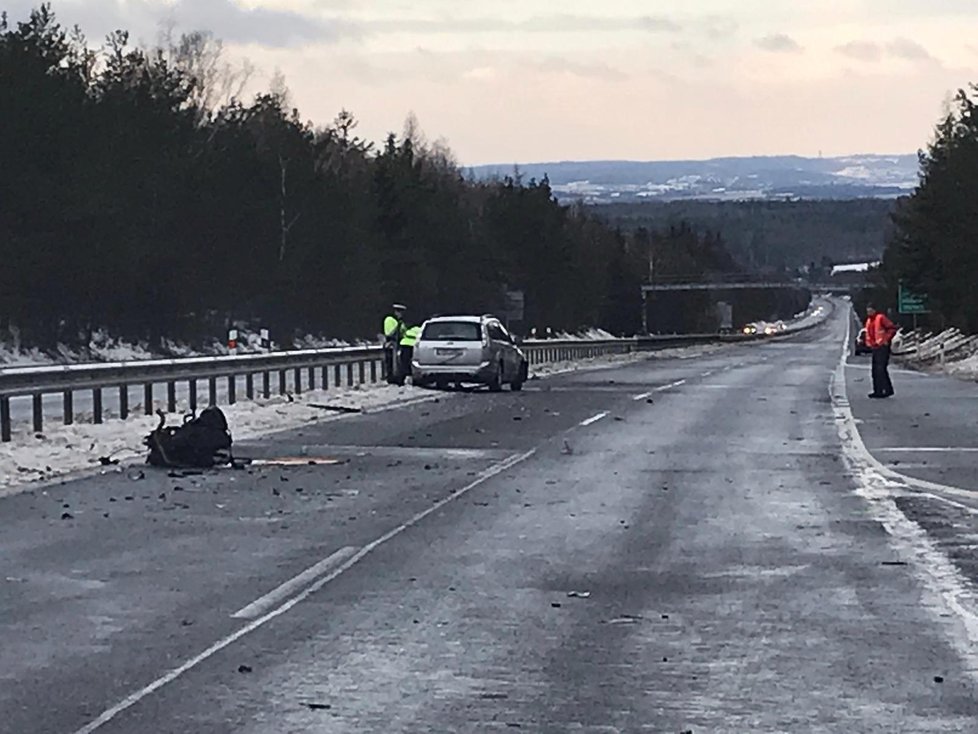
[510,361,528,391]
[487,362,503,392]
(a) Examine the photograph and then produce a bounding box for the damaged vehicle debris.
[143,407,233,468]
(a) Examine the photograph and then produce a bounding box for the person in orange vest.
[864,304,899,399]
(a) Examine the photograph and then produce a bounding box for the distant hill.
[467,154,919,202]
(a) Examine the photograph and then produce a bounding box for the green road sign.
[898,283,929,315]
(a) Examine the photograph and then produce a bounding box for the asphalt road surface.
[5,300,978,733]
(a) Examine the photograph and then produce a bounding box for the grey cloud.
[754,34,803,53]
[4,0,350,48]
[835,38,937,64]
[531,57,628,82]
[836,41,882,61]
[362,14,681,35]
[699,16,738,40]
[887,37,936,62]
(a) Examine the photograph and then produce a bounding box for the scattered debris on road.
[567,591,591,599]
[308,403,362,414]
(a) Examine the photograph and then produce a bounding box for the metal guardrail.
[0,331,792,442]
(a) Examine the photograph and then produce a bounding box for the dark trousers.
[383,343,398,384]
[399,346,413,382]
[871,344,894,396]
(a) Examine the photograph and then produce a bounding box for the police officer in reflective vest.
[383,304,407,384]
[399,325,421,385]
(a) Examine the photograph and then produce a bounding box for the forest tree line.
[876,85,978,333]
[1,5,799,351]
[597,198,895,274]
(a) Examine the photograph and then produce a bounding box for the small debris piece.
[309,403,362,414]
[302,702,332,711]
[561,440,573,456]
[98,456,119,466]
[238,664,253,674]
[567,591,591,599]
[61,512,74,520]
[646,398,654,404]
[881,561,908,566]
[934,676,944,684]
[480,693,509,700]
[551,602,562,608]
[126,469,145,481]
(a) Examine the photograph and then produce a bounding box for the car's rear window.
[421,322,482,341]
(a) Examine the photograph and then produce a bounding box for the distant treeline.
[874,85,978,333]
[594,199,896,272]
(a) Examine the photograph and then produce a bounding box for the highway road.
[4,301,978,732]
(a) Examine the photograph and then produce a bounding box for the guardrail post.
[347,363,354,387]
[32,393,42,434]
[0,397,10,442]
[307,366,316,391]
[334,364,341,388]
[293,368,302,395]
[167,381,177,413]
[370,360,377,383]
[93,388,103,424]
[262,371,270,399]
[358,361,366,385]
[278,370,287,395]
[321,365,329,389]
[118,386,128,420]
[63,391,74,425]
[208,377,217,406]
[189,379,197,412]
[144,384,153,415]
[228,375,236,405]
[245,374,254,400]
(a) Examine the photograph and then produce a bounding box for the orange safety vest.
[864,312,897,348]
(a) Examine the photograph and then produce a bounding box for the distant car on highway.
[412,315,529,391]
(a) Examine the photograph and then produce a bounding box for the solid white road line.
[71,448,537,734]
[832,314,978,681]
[231,546,359,620]
[579,412,609,427]
[632,392,653,401]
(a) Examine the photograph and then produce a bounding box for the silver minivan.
[411,315,529,391]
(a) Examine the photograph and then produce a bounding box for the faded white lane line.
[653,379,686,392]
[579,412,609,427]
[632,392,653,401]
[231,546,359,620]
[71,448,537,734]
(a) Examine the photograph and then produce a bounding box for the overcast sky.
[8,1,978,164]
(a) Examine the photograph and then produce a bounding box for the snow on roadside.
[897,328,978,381]
[0,383,429,497]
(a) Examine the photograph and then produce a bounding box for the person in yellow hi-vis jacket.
[398,324,421,385]
[383,303,407,384]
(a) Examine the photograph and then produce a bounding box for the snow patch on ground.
[0,327,360,366]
